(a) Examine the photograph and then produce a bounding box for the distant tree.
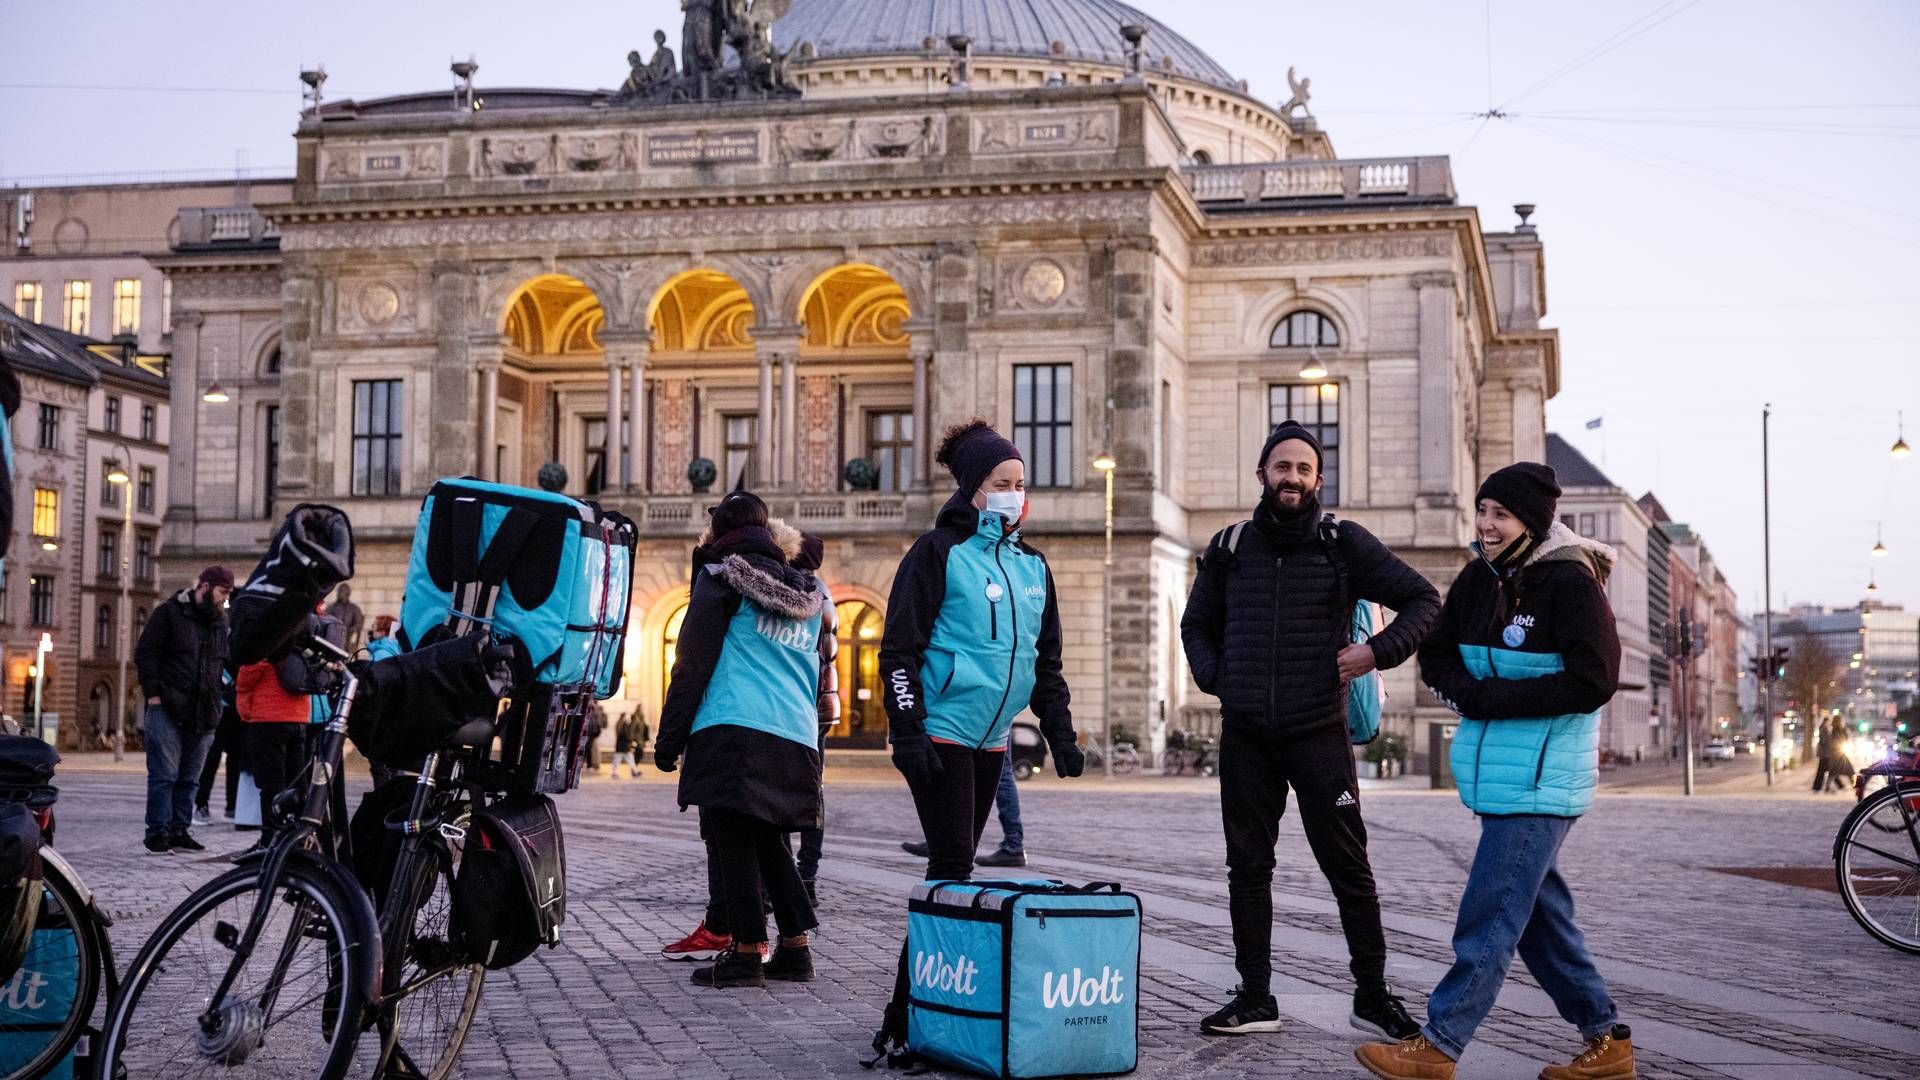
[1779,636,1843,760]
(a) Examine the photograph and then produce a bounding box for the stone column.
[753,329,803,491]
[757,352,776,488]
[601,329,653,493]
[627,353,646,491]
[470,334,506,482]
[1414,271,1458,496]
[429,264,476,484]
[780,353,798,489]
[605,358,623,490]
[165,311,204,521]
[907,321,934,489]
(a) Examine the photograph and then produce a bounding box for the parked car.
[1009,721,1048,780]
[1731,734,1755,755]
[1702,737,1735,761]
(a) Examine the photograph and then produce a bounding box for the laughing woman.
[654,490,829,989]
[871,419,1083,1050]
[1358,462,1634,1080]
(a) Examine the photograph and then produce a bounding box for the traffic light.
[1858,721,1871,734]
[1770,647,1789,680]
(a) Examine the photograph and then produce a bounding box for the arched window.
[95,604,114,656]
[1269,310,1340,349]
[264,346,282,374]
[832,601,886,748]
[661,604,687,704]
[1191,149,1213,165]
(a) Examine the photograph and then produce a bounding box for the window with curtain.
[98,527,119,578]
[29,576,55,627]
[105,395,121,433]
[866,411,914,492]
[138,466,156,512]
[111,279,140,336]
[32,488,59,538]
[140,403,156,441]
[96,605,114,657]
[1266,383,1341,506]
[62,280,91,335]
[722,414,758,490]
[13,283,41,323]
[135,532,155,582]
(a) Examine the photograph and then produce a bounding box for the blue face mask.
[982,490,1026,520]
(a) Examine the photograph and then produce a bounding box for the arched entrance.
[496,274,611,493]
[831,598,887,748]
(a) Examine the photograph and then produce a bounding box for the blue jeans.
[993,751,1023,854]
[1422,814,1617,1060]
[145,704,214,840]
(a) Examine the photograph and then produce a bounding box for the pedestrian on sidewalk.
[584,703,605,774]
[654,492,826,988]
[872,419,1083,1056]
[611,712,638,778]
[1811,716,1835,793]
[1358,462,1634,1080]
[135,566,233,855]
[1181,421,1440,1041]
[791,531,839,904]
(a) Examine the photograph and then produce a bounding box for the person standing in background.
[135,566,232,855]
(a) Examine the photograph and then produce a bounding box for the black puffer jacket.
[1181,494,1441,737]
[134,589,230,737]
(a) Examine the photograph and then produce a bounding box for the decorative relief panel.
[320,141,448,184]
[997,251,1088,314]
[971,108,1118,155]
[773,115,945,164]
[1195,234,1454,267]
[330,274,424,336]
[799,375,839,493]
[650,378,693,494]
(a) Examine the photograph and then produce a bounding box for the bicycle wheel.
[372,838,485,1080]
[0,860,104,1080]
[98,860,375,1079]
[1835,782,1920,954]
[1113,749,1139,776]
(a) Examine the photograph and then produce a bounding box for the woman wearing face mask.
[1359,462,1631,1080]
[871,420,1082,1050]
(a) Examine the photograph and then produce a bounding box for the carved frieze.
[280,194,1150,252]
[971,108,1117,155]
[171,272,282,300]
[1194,234,1455,267]
[320,141,448,184]
[329,274,425,336]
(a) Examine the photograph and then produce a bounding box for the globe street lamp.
[106,460,134,761]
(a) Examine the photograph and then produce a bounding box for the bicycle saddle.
[447,719,498,748]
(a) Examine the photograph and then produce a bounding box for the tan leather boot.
[1355,1034,1456,1080]
[1539,1025,1636,1080]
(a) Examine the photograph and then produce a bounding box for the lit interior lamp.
[1872,522,1888,558]
[39,540,57,552]
[1298,346,1328,381]
[202,379,230,403]
[1894,411,1911,459]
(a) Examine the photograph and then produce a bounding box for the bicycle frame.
[198,636,364,1038]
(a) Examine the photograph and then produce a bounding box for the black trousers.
[195,710,244,814]
[705,806,816,946]
[247,724,308,839]
[887,744,1007,1022]
[1220,720,1387,993]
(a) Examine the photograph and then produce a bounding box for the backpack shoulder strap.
[1318,513,1352,615]
[1198,519,1252,573]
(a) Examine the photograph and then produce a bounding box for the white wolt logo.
[1041,966,1127,1009]
[889,668,916,712]
[912,951,979,996]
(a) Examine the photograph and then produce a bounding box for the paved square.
[45,763,1919,1078]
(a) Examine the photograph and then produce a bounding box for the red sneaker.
[661,922,732,962]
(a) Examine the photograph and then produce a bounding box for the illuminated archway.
[831,597,889,748]
[647,270,757,354]
[797,264,910,354]
[502,274,605,358]
[494,274,611,492]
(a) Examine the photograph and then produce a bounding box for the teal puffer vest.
[1448,645,1600,817]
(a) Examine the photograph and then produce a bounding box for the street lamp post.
[31,632,52,742]
[107,460,133,762]
[1093,448,1117,780]
[1760,405,1774,785]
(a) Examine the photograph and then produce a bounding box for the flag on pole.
[1585,417,1604,430]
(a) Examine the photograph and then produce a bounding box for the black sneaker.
[977,847,1027,867]
[143,835,171,856]
[764,944,815,982]
[1200,987,1282,1035]
[692,945,767,988]
[169,832,207,853]
[901,840,930,858]
[1351,985,1420,1040]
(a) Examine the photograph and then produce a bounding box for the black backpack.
[451,794,566,969]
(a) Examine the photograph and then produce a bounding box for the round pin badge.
[985,582,1005,603]
[1502,623,1527,648]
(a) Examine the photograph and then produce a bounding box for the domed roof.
[773,0,1242,93]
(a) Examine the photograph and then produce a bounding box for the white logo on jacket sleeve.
[889,668,916,711]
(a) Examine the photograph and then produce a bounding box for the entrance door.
[830,600,886,748]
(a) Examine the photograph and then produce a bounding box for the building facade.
[155,0,1560,758]
[1777,601,1919,730]
[0,306,171,746]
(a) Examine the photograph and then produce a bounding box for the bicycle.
[1080,740,1141,775]
[1832,756,1920,954]
[0,786,120,1080]
[96,634,502,1079]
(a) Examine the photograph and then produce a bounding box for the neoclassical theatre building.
[159,0,1558,759]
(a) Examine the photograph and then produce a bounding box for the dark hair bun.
[936,419,993,470]
[710,490,769,534]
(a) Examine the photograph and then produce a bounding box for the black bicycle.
[95,635,501,1079]
[1833,756,1920,955]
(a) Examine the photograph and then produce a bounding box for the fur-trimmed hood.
[714,553,823,621]
[1526,521,1616,586]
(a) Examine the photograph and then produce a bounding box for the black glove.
[1048,735,1085,778]
[653,746,679,773]
[890,731,944,790]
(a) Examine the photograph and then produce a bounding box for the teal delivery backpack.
[906,879,1141,1079]
[398,478,636,699]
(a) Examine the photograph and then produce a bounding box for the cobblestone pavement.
[43,764,1920,1079]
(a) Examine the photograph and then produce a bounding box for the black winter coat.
[654,522,829,831]
[135,590,230,737]
[1181,496,1441,737]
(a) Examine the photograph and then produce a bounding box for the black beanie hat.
[937,420,1023,499]
[1476,462,1561,539]
[1258,420,1323,473]
[708,490,769,534]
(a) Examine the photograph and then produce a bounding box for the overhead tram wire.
[1493,0,1701,112]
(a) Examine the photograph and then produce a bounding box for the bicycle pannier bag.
[451,794,566,969]
[347,634,514,770]
[906,879,1141,1079]
[398,479,635,698]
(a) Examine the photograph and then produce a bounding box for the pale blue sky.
[3,1,1916,616]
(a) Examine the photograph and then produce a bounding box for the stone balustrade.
[1181,156,1453,208]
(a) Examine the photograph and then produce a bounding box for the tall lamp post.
[1092,448,1117,779]
[106,459,133,762]
[1760,404,1774,785]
